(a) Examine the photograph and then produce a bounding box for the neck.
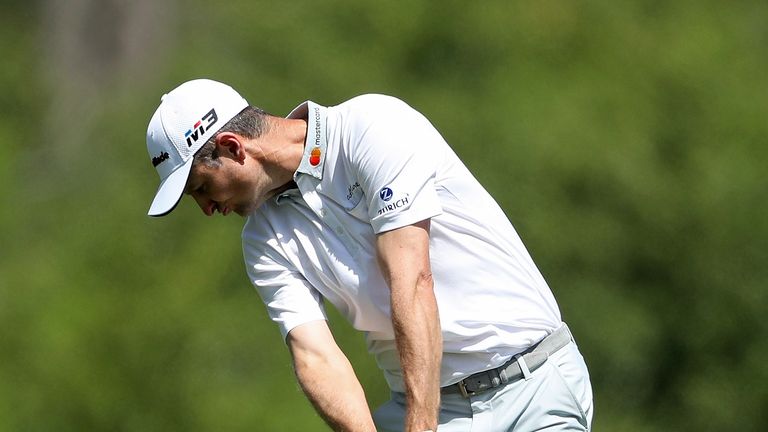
[248,116,307,185]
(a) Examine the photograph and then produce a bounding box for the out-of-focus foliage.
[1,0,766,430]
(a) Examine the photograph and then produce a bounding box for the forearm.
[289,324,376,432]
[390,274,442,432]
[377,220,442,432]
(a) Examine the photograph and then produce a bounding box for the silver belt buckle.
[457,379,474,398]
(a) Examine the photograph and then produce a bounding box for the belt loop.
[515,354,533,381]
[499,367,509,384]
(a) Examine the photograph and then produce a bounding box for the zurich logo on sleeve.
[379,187,394,202]
[376,186,410,216]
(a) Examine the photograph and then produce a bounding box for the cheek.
[231,173,256,198]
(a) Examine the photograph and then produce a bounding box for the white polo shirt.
[242,94,562,392]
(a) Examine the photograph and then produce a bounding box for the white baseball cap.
[146,79,249,216]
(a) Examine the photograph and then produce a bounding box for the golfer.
[145,79,593,431]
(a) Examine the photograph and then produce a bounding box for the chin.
[233,205,251,217]
[236,201,261,217]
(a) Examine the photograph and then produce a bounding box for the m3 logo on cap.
[184,108,218,147]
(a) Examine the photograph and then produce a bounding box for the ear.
[214,132,247,165]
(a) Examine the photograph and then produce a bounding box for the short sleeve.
[346,96,444,233]
[242,224,327,341]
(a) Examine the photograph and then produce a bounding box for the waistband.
[442,323,573,398]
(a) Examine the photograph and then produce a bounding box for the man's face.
[184,156,276,217]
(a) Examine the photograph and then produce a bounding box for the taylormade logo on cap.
[145,79,249,217]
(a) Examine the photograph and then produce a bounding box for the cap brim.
[147,159,194,217]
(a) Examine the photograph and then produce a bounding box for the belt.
[442,323,573,398]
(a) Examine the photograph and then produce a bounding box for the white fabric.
[242,94,563,391]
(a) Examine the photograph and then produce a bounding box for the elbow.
[290,341,345,379]
[417,269,434,288]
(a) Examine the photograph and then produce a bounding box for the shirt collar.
[289,101,328,181]
[275,187,302,206]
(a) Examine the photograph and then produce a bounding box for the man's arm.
[376,219,442,432]
[287,320,376,432]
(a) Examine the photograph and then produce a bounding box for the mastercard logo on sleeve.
[309,147,321,166]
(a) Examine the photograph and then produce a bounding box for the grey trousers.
[373,341,593,431]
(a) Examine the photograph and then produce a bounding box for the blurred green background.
[1,0,767,430]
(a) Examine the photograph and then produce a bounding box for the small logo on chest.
[346,182,361,200]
